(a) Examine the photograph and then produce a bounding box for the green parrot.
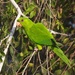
[18,17,71,67]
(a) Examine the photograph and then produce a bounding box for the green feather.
[18,17,71,67]
[28,23,56,45]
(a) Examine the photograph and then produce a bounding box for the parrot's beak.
[16,22,22,27]
[17,18,23,27]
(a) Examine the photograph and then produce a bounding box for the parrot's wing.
[35,23,54,37]
[27,23,56,46]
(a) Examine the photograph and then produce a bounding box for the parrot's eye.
[21,19,24,22]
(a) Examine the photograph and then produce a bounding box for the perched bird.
[18,17,71,66]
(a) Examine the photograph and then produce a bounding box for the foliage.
[0,0,75,75]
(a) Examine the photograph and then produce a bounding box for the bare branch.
[0,35,9,46]
[0,0,25,72]
[22,50,37,75]
[50,30,70,36]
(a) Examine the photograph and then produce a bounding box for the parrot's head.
[17,17,25,27]
[17,17,29,28]
[17,17,34,30]
[17,17,27,25]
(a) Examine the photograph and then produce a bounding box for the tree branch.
[22,49,37,75]
[50,30,70,36]
[0,35,9,46]
[0,0,25,72]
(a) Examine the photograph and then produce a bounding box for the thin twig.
[38,52,44,74]
[22,50,37,75]
[16,55,30,74]
[33,60,47,75]
[50,30,70,36]
[34,0,47,22]
[48,58,60,70]
[0,1,10,3]
[0,35,9,46]
[61,66,68,75]
[65,41,74,54]
[46,47,50,75]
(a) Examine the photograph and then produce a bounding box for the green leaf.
[41,66,47,75]
[37,44,42,50]
[35,73,41,75]
[28,63,34,67]
[28,45,33,50]
[45,8,51,17]
[15,0,20,3]
[0,51,5,56]
[30,10,36,18]
[63,38,69,44]
[57,42,63,47]
[0,57,2,62]
[24,3,37,15]
[20,52,24,57]
[54,69,62,75]
[64,71,71,75]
